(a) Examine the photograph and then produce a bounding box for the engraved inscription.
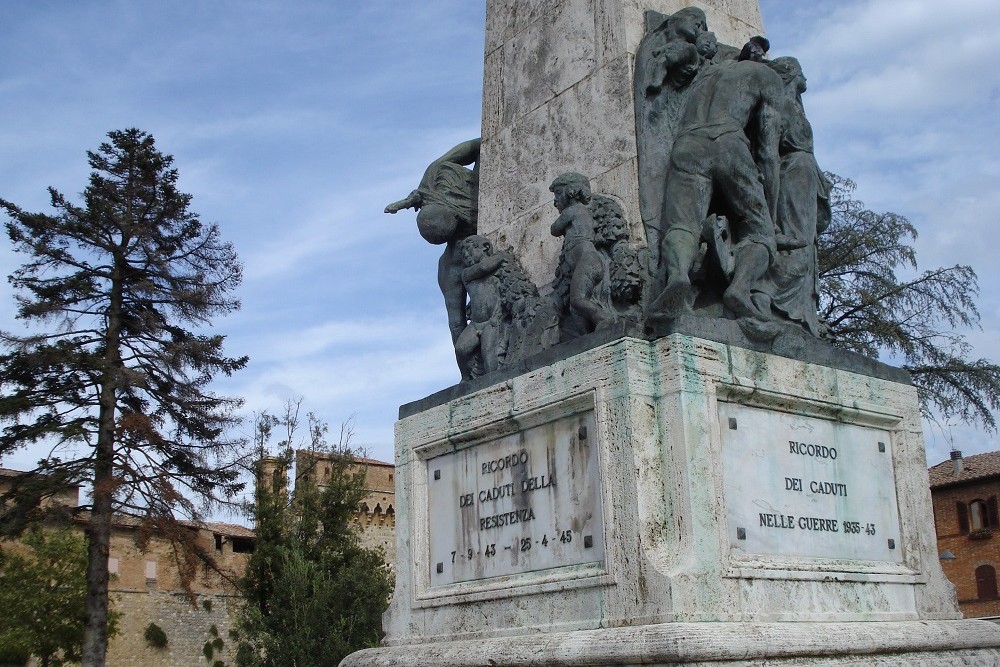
[720,403,903,563]
[427,411,604,586]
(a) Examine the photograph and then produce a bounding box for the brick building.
[929,450,1000,617]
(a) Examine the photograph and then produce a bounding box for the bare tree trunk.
[81,270,123,667]
[81,407,114,667]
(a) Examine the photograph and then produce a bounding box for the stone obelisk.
[477,0,762,287]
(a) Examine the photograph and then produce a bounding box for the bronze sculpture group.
[387,7,830,381]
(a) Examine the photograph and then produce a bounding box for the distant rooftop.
[0,467,253,536]
[82,512,255,538]
[197,521,255,538]
[929,451,1000,489]
[295,450,393,467]
[355,456,393,467]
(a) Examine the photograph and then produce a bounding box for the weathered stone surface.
[426,409,604,586]
[484,0,550,55]
[399,316,911,418]
[719,402,904,562]
[499,2,598,128]
[481,54,642,287]
[479,0,763,285]
[345,334,1000,665]
[105,592,238,667]
[344,620,1000,666]
[384,336,956,639]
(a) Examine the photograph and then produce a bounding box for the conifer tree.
[818,174,1000,430]
[235,404,392,667]
[0,527,119,667]
[0,129,248,666]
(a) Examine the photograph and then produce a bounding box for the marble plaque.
[426,410,604,586]
[720,402,903,563]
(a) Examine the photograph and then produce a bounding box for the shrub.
[144,623,168,649]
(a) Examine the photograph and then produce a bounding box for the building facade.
[101,518,250,667]
[1,467,250,667]
[292,451,396,567]
[929,450,1000,618]
[2,453,396,666]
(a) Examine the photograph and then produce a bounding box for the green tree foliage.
[0,527,118,667]
[143,623,168,649]
[818,174,1000,429]
[0,129,248,666]
[235,404,393,667]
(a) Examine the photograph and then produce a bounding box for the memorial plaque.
[426,410,604,586]
[720,402,903,563]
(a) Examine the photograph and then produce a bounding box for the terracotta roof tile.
[928,451,1000,488]
[203,522,255,538]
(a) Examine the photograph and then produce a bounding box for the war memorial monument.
[345,1,1000,664]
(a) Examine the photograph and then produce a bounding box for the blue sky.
[1,0,998,487]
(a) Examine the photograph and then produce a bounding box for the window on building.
[957,496,999,533]
[108,556,119,576]
[215,533,224,551]
[971,500,989,530]
[231,537,255,554]
[145,560,157,582]
[976,565,999,601]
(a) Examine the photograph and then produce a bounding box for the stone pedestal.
[478,0,763,286]
[342,332,1000,665]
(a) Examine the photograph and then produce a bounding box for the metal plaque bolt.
[878,442,886,453]
[729,418,738,430]
[579,425,588,440]
[584,535,593,548]
[433,469,441,481]
[737,527,746,540]
[888,539,896,550]
[436,562,443,573]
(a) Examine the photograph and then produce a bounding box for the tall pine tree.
[0,129,248,666]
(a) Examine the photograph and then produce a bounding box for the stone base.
[344,333,1000,666]
[345,620,1000,666]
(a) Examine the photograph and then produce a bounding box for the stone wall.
[297,452,398,567]
[933,478,1000,617]
[105,591,239,667]
[106,523,250,595]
